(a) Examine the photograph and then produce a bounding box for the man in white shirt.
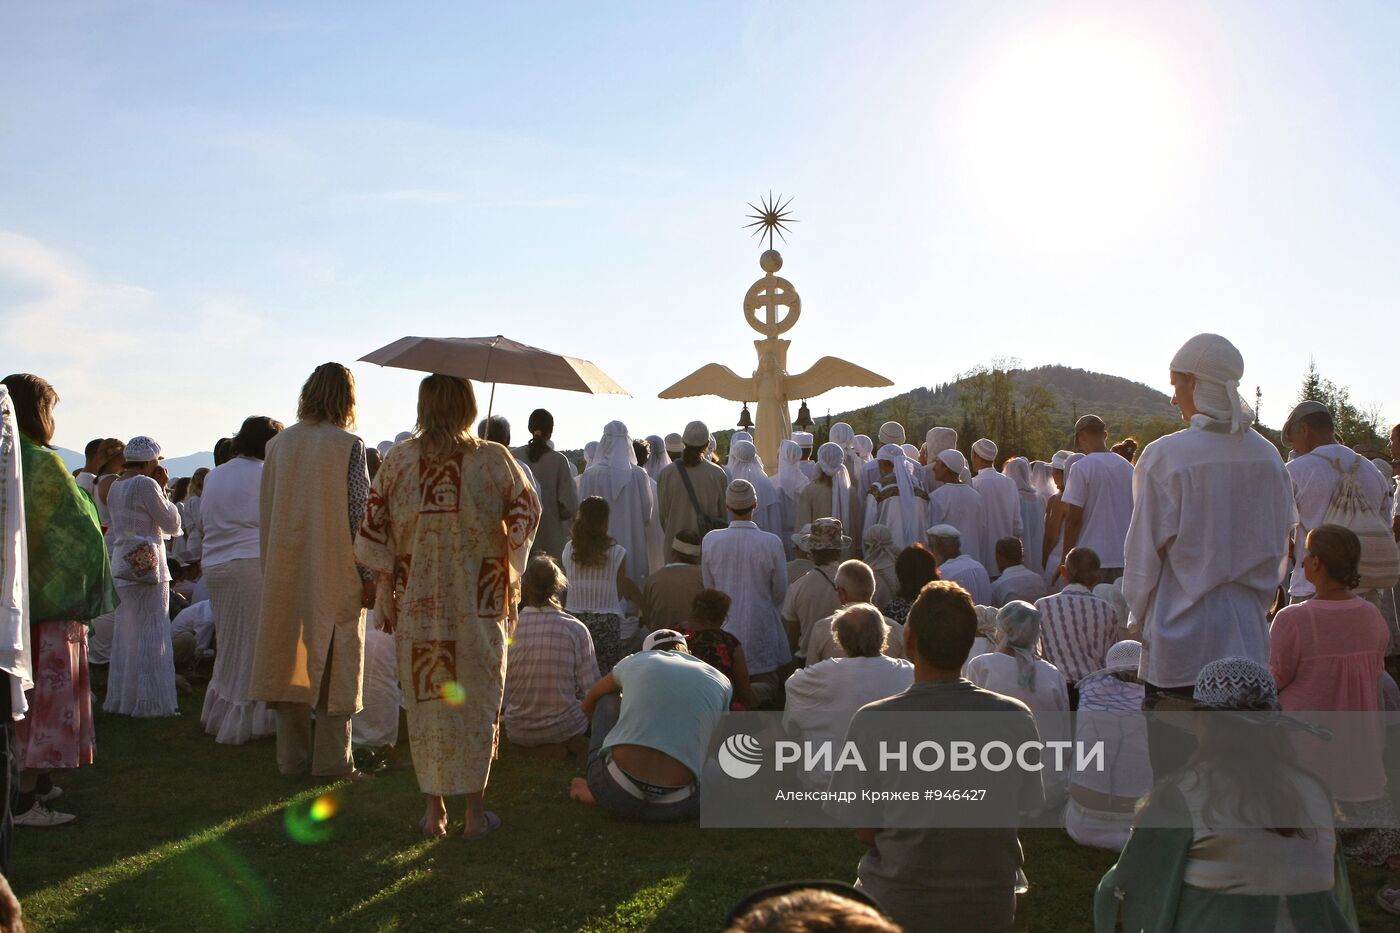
[1123,334,1294,778]
[969,439,1022,574]
[802,561,910,664]
[700,480,790,691]
[1060,415,1135,583]
[785,604,914,786]
[1282,400,1391,601]
[926,450,986,570]
[990,538,1047,607]
[926,524,992,606]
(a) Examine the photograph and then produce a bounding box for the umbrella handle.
[483,335,501,424]
[487,381,496,422]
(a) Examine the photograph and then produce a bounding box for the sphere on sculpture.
[759,249,783,274]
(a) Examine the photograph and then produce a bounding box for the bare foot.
[420,796,447,837]
[568,777,595,805]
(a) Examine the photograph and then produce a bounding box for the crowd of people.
[2,328,1399,930]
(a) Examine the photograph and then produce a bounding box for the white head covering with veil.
[874,443,922,549]
[853,435,874,464]
[816,441,852,527]
[643,434,669,484]
[585,421,638,499]
[774,439,811,501]
[727,440,783,536]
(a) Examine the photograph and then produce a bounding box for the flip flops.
[462,811,501,841]
[1377,887,1400,917]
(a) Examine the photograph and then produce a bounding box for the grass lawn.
[11,686,1394,931]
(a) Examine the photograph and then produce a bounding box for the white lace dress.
[104,475,181,717]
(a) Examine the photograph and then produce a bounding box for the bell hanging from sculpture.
[737,403,755,432]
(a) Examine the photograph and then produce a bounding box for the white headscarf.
[1169,333,1254,435]
[1002,457,1035,497]
[1063,451,1085,487]
[853,435,874,464]
[728,440,779,513]
[727,431,753,469]
[583,440,599,470]
[774,439,811,500]
[862,523,900,575]
[829,422,855,452]
[643,434,669,484]
[1030,461,1056,500]
[585,421,637,499]
[828,422,861,482]
[816,441,852,527]
[876,443,920,546]
[901,443,920,461]
[924,426,957,461]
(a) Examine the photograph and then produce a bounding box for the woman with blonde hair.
[357,373,540,838]
[251,363,370,781]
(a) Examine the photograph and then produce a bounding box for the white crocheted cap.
[1193,656,1279,710]
[1102,639,1142,674]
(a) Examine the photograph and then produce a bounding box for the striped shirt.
[1034,584,1121,683]
[561,542,625,614]
[504,606,600,746]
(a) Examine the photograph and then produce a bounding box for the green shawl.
[20,437,116,623]
[1094,782,1358,932]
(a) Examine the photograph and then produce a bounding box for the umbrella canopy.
[360,335,628,396]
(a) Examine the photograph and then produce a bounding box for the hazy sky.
[3,1,1397,456]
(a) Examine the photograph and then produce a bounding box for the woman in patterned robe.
[356,375,539,838]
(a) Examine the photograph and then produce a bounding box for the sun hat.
[800,517,851,552]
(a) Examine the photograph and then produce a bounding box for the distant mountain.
[55,447,84,472]
[51,447,214,477]
[164,452,215,476]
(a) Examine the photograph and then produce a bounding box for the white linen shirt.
[701,520,791,675]
[990,564,1049,608]
[1061,452,1135,569]
[926,483,987,573]
[784,655,914,784]
[971,469,1023,570]
[1123,421,1295,688]
[1284,443,1390,597]
[199,457,263,567]
[936,553,993,606]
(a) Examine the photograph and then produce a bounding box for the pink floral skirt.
[16,621,95,770]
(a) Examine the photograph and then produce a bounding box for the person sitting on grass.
[569,629,731,822]
[1095,657,1356,932]
[504,555,600,759]
[681,589,757,710]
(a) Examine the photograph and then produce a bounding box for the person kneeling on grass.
[569,629,731,821]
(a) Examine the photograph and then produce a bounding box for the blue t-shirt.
[603,650,732,779]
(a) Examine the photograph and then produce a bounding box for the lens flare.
[284,792,341,844]
[440,680,467,706]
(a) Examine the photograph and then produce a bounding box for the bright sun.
[958,24,1192,252]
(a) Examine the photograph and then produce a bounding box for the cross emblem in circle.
[744,275,801,337]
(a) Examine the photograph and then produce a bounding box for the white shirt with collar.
[1123,418,1294,688]
[936,553,993,606]
[701,519,791,675]
[991,564,1048,608]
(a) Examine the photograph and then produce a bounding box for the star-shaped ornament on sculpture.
[743,192,798,250]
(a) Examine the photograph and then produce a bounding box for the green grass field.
[10,687,1394,931]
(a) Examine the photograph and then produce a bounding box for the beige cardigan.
[250,420,365,715]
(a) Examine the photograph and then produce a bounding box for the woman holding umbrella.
[357,374,540,838]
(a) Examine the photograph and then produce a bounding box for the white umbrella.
[360,335,628,417]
